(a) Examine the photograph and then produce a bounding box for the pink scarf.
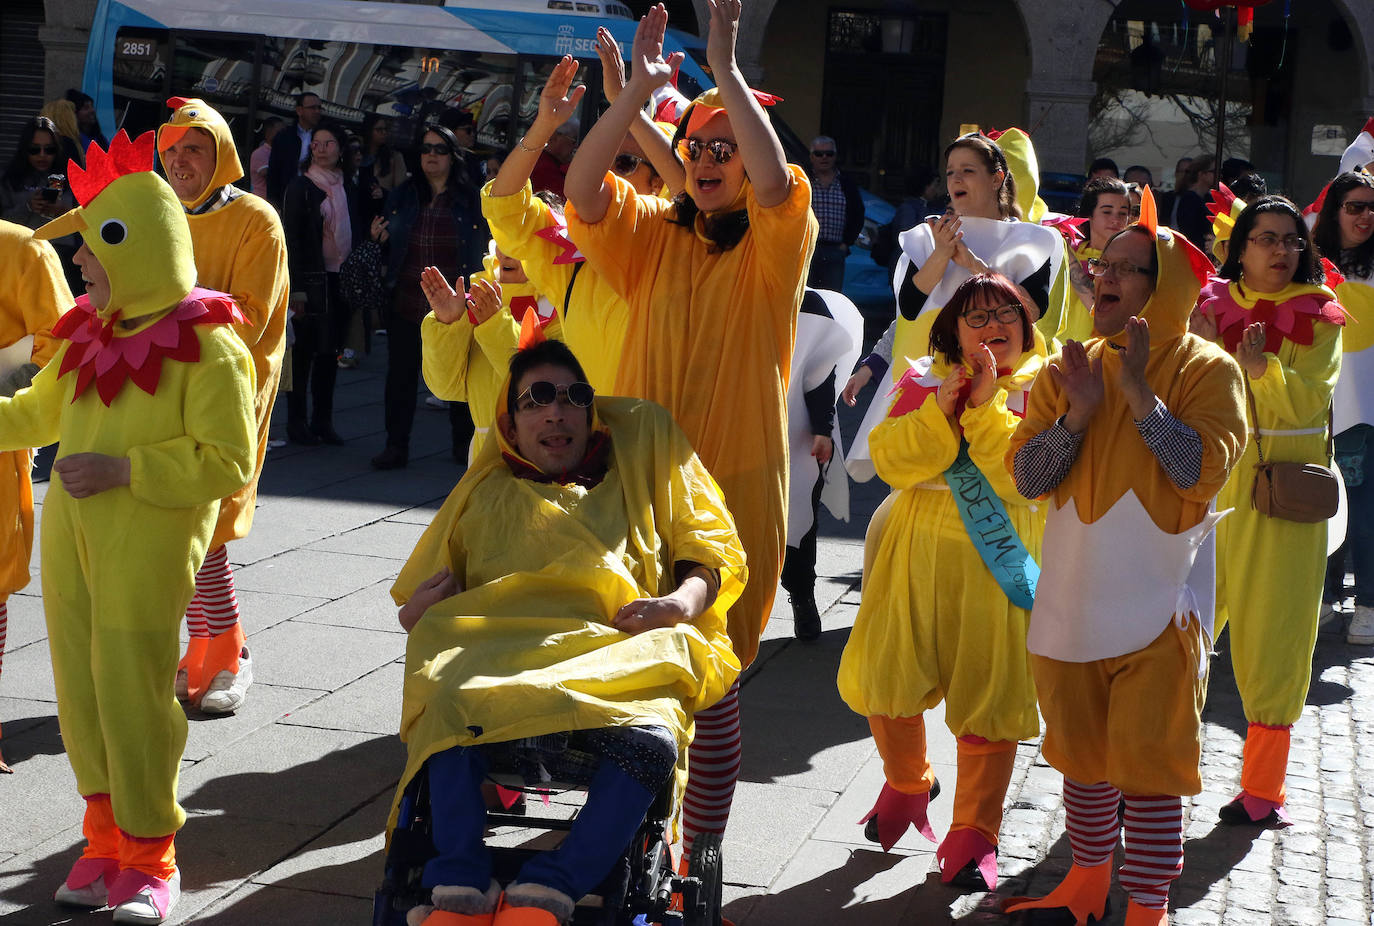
[306,164,352,272]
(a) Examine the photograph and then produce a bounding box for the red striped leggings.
[682,680,741,856]
[186,546,241,638]
[1064,778,1184,910]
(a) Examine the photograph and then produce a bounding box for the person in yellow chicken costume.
[1192,194,1346,828]
[0,219,69,774]
[1004,190,1247,926]
[563,1,816,856]
[419,247,562,463]
[837,273,1047,892]
[156,97,290,714]
[0,130,256,924]
[389,332,743,926]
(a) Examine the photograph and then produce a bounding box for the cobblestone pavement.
[0,360,1371,925]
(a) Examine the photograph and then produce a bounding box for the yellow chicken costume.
[837,314,1048,890]
[0,220,68,772]
[0,131,257,922]
[421,255,562,462]
[157,97,290,711]
[1005,194,1247,925]
[388,389,745,837]
[480,180,625,393]
[1200,270,1344,825]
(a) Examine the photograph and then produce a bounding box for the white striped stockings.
[682,680,741,858]
[186,546,240,638]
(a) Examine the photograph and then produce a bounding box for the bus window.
[515,57,590,141]
[172,32,260,157]
[111,27,170,137]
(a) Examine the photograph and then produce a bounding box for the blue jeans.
[1326,427,1374,605]
[422,736,664,900]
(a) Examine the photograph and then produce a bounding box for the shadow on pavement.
[0,715,64,769]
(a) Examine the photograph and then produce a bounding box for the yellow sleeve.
[127,328,258,508]
[565,171,673,305]
[1172,348,1248,502]
[871,393,960,490]
[472,307,521,373]
[392,484,470,607]
[961,388,1029,503]
[0,348,65,450]
[745,164,819,305]
[12,236,69,366]
[218,201,290,351]
[1250,321,1341,431]
[481,181,577,318]
[421,312,477,402]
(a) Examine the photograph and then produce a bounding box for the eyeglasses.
[1246,233,1306,252]
[1342,200,1374,216]
[612,152,644,176]
[676,137,738,165]
[28,145,58,155]
[310,138,338,149]
[961,303,1023,329]
[1086,258,1152,278]
[811,149,836,158]
[515,380,595,412]
[417,143,452,156]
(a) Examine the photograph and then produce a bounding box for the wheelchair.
[372,748,724,926]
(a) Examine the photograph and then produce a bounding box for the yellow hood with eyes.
[35,132,197,322]
[156,97,244,211]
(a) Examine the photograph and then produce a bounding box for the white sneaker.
[199,648,253,714]
[111,869,180,924]
[1347,605,1374,645]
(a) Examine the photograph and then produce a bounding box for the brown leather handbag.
[1246,386,1339,523]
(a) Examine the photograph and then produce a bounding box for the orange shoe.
[1002,860,1112,925]
[176,636,209,704]
[494,885,574,925]
[1123,900,1168,925]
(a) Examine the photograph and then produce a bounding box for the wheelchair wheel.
[684,832,723,926]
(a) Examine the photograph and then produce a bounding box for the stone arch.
[1326,0,1374,108]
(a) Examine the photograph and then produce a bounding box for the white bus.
[82,0,715,159]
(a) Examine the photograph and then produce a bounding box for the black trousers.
[781,457,826,599]
[383,310,475,454]
[287,272,349,429]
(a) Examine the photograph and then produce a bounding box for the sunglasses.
[676,137,738,165]
[810,149,836,157]
[516,380,595,411]
[961,303,1023,329]
[418,143,453,156]
[612,152,644,176]
[1342,200,1374,216]
[28,145,58,155]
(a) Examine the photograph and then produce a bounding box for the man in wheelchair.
[389,332,745,926]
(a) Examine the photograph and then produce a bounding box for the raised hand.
[936,365,968,418]
[628,4,682,94]
[535,55,586,131]
[420,266,468,325]
[966,342,999,408]
[1189,306,1219,341]
[1049,339,1104,433]
[929,213,962,259]
[704,0,741,73]
[1235,320,1268,379]
[469,277,502,325]
[596,27,627,102]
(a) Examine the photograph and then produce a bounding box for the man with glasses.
[390,334,743,925]
[266,92,325,207]
[806,135,864,292]
[1005,194,1246,926]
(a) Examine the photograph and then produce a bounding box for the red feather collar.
[1198,279,1344,354]
[51,287,246,406]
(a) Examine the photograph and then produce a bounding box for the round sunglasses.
[515,380,595,411]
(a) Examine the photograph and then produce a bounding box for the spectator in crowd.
[1313,171,1374,643]
[530,118,578,197]
[64,89,108,151]
[282,123,368,444]
[1220,156,1254,187]
[2,115,81,292]
[371,124,484,469]
[1229,172,1267,203]
[1087,156,1119,179]
[39,100,85,172]
[439,108,488,182]
[249,116,283,199]
[1061,177,1133,340]
[267,92,324,206]
[359,113,408,217]
[1169,153,1214,250]
[1123,164,1153,188]
[806,134,864,292]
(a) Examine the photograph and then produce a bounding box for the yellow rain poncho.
[421,256,563,454]
[566,166,816,667]
[481,180,626,393]
[838,334,1047,741]
[388,394,745,835]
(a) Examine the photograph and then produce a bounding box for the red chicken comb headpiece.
[517,307,546,351]
[69,130,157,206]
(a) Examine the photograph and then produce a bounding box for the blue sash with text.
[945,440,1039,610]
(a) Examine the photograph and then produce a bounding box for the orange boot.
[177,636,209,705]
[1002,860,1113,925]
[492,885,574,925]
[1219,723,1291,826]
[936,736,1016,890]
[55,794,120,908]
[862,715,939,850]
[1124,899,1169,925]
